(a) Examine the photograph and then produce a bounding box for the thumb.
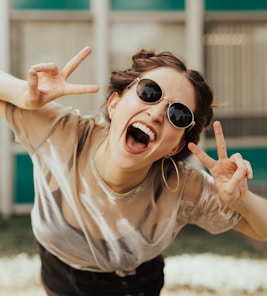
[27,68,39,99]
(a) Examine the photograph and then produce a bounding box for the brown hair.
[101,49,214,161]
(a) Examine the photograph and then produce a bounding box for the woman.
[0,47,266,296]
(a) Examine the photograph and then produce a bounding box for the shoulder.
[178,161,220,212]
[179,161,213,192]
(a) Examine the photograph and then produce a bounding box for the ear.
[107,92,120,119]
[167,140,186,157]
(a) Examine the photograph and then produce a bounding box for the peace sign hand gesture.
[22,47,99,109]
[188,121,253,208]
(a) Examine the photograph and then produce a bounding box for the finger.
[213,121,228,159]
[230,153,253,180]
[65,83,99,95]
[188,142,216,170]
[223,154,252,197]
[245,160,253,179]
[224,166,248,196]
[61,47,92,79]
[31,63,59,75]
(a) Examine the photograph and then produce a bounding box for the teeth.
[132,122,155,141]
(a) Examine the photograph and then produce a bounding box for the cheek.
[118,96,142,117]
[110,99,135,126]
[164,125,184,141]
[163,128,184,150]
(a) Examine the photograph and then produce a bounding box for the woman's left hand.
[188,121,253,208]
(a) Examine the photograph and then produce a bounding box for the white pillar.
[0,0,13,217]
[91,0,110,108]
[185,0,205,169]
[185,0,204,72]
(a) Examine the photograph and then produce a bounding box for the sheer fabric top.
[5,102,241,275]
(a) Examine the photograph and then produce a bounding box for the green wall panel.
[14,154,34,204]
[111,0,184,11]
[207,146,267,197]
[12,0,90,10]
[12,0,267,11]
[206,0,267,11]
[206,147,267,185]
[14,146,266,204]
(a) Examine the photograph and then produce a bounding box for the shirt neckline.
[89,128,155,200]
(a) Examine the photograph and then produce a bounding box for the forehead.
[141,67,196,111]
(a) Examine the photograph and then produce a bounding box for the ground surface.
[1,253,267,296]
[2,216,267,295]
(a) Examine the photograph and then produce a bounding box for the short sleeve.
[5,102,75,155]
[178,165,242,234]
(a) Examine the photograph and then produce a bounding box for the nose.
[147,98,169,124]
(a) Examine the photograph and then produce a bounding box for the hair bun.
[132,49,156,63]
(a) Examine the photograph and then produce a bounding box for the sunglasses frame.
[127,77,196,130]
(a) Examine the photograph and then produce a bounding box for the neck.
[94,139,150,194]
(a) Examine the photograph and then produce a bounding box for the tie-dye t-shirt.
[5,102,241,275]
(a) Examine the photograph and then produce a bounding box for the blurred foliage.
[164,225,267,259]
[0,215,38,256]
[0,215,266,259]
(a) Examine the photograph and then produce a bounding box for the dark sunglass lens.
[169,103,192,128]
[137,79,162,103]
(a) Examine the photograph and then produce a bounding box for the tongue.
[126,135,147,153]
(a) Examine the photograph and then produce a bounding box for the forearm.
[0,69,27,107]
[232,191,267,241]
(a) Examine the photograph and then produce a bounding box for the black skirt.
[38,243,165,296]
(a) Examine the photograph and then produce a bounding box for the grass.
[163,225,267,259]
[0,214,38,256]
[0,215,267,259]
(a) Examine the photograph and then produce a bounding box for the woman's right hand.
[22,47,99,109]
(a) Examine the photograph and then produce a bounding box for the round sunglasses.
[127,78,195,129]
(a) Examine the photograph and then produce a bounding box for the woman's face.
[107,67,196,171]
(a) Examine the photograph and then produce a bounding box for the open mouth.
[126,122,156,153]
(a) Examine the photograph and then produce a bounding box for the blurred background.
[0,0,266,257]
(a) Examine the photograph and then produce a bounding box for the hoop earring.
[104,126,110,152]
[105,119,114,152]
[161,157,179,192]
